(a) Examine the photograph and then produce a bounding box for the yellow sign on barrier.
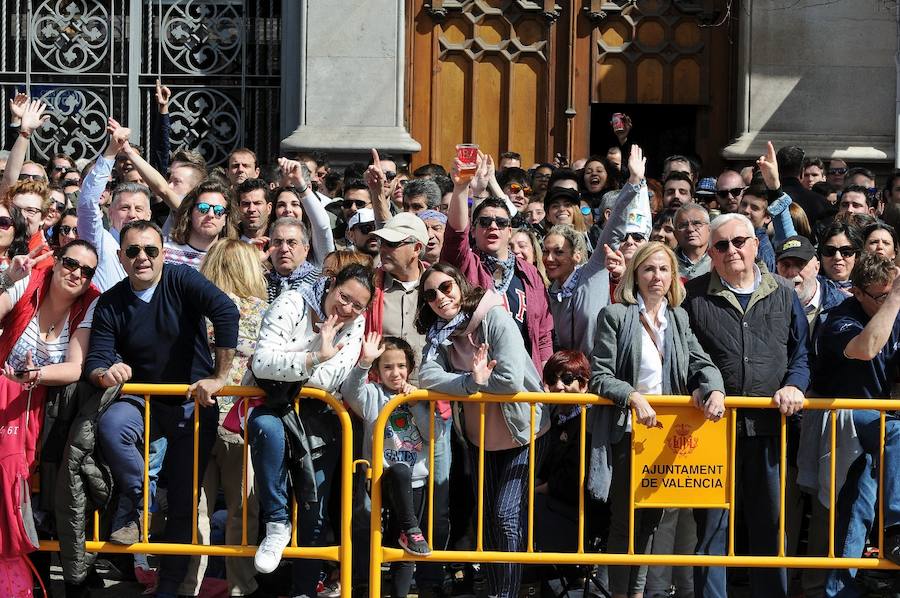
[632,406,730,507]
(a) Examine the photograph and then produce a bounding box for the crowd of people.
[0,87,898,598]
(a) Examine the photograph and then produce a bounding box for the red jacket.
[440,223,553,374]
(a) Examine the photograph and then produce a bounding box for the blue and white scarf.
[267,261,320,302]
[477,250,517,294]
[424,311,470,361]
[554,265,584,302]
[298,276,328,321]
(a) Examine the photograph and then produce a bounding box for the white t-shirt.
[5,276,97,370]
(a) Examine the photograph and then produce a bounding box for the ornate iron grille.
[0,0,281,169]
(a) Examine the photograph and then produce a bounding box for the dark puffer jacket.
[53,382,120,583]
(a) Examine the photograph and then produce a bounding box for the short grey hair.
[112,182,152,207]
[674,202,710,224]
[545,224,588,264]
[270,216,310,246]
[709,212,754,238]
[403,178,441,209]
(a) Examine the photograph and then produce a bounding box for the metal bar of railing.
[577,407,586,554]
[192,396,199,545]
[476,402,485,552]
[427,399,435,545]
[142,394,150,543]
[728,411,736,556]
[527,403,536,553]
[829,409,837,558]
[779,412,787,557]
[241,396,249,546]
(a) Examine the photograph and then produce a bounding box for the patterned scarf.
[298,276,328,321]
[554,265,583,302]
[267,261,319,302]
[476,250,517,294]
[424,311,470,361]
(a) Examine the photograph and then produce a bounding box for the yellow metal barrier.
[368,391,900,598]
[37,384,354,598]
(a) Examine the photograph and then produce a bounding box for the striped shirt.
[164,241,206,270]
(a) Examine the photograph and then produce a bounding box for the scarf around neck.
[298,276,328,321]
[267,261,319,302]
[424,311,470,361]
[477,250,517,294]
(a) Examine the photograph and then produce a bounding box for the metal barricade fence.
[368,391,900,598]
[36,384,355,598]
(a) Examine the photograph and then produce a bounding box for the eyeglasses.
[475,215,511,229]
[545,372,586,387]
[270,238,301,249]
[676,219,708,231]
[821,244,858,258]
[59,224,77,236]
[48,201,65,213]
[380,237,416,249]
[715,187,746,199]
[508,183,531,195]
[195,202,227,217]
[0,216,13,229]
[59,256,96,279]
[352,222,376,235]
[828,167,848,176]
[334,289,367,313]
[124,244,161,259]
[16,206,42,218]
[623,232,646,243]
[861,286,889,304]
[342,199,368,210]
[18,173,46,182]
[423,280,455,303]
[712,236,752,253]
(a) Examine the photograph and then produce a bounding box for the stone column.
[280,0,421,164]
[722,0,896,164]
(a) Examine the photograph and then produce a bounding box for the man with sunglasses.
[497,167,532,211]
[443,155,553,374]
[776,145,828,226]
[811,253,900,595]
[345,208,380,257]
[714,169,746,214]
[684,213,810,598]
[87,219,239,598]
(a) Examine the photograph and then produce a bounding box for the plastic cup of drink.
[456,143,478,176]
[611,112,626,133]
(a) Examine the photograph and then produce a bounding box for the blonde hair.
[511,227,550,287]
[322,249,374,278]
[545,224,588,265]
[615,241,685,307]
[200,239,267,300]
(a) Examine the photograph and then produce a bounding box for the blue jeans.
[97,395,217,595]
[693,435,787,598]
[248,406,339,597]
[112,436,167,529]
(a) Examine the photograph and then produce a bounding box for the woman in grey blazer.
[589,242,725,598]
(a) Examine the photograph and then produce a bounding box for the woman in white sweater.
[248,263,373,596]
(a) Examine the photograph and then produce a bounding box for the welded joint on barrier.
[353,458,372,479]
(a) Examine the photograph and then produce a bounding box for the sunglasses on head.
[508,183,531,195]
[124,244,161,259]
[715,187,746,199]
[380,237,416,249]
[342,199,368,210]
[712,236,752,253]
[353,222,376,235]
[546,372,585,386]
[59,256,96,279]
[0,216,13,229]
[423,280,455,303]
[59,224,77,236]
[195,202,227,217]
[475,215,511,229]
[821,244,858,258]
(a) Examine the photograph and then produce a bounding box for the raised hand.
[604,244,626,282]
[9,92,28,124]
[470,151,495,197]
[627,144,646,184]
[278,157,308,190]
[155,79,172,114]
[365,148,387,193]
[757,141,780,190]
[107,117,132,153]
[359,331,385,368]
[471,342,497,386]
[450,154,481,189]
[7,245,52,283]
[316,314,345,362]
[19,99,50,136]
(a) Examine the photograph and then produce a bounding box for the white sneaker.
[255,520,292,573]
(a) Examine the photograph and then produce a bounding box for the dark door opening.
[591,103,698,180]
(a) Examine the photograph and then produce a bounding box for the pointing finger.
[371,148,380,166]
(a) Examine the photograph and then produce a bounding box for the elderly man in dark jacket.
[683,213,810,598]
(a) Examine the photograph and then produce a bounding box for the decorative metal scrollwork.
[161,1,241,75]
[31,0,110,73]
[31,88,109,161]
[168,89,241,166]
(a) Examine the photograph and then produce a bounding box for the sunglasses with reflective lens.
[423,280,455,303]
[580,206,592,216]
[715,187,746,199]
[546,372,586,387]
[342,199,368,210]
[475,215,511,229]
[828,167,848,176]
[821,245,858,259]
[0,216,12,229]
[195,202,227,217]
[124,244,161,259]
[508,183,532,195]
[59,256,96,279]
[712,236,752,253]
[59,224,77,236]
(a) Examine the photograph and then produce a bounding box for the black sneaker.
[885,528,900,566]
[398,527,432,556]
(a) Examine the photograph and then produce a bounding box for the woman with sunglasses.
[416,263,550,598]
[247,263,373,595]
[589,242,724,598]
[818,221,863,296]
[0,240,99,590]
[165,179,238,269]
[50,208,78,249]
[0,205,30,272]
